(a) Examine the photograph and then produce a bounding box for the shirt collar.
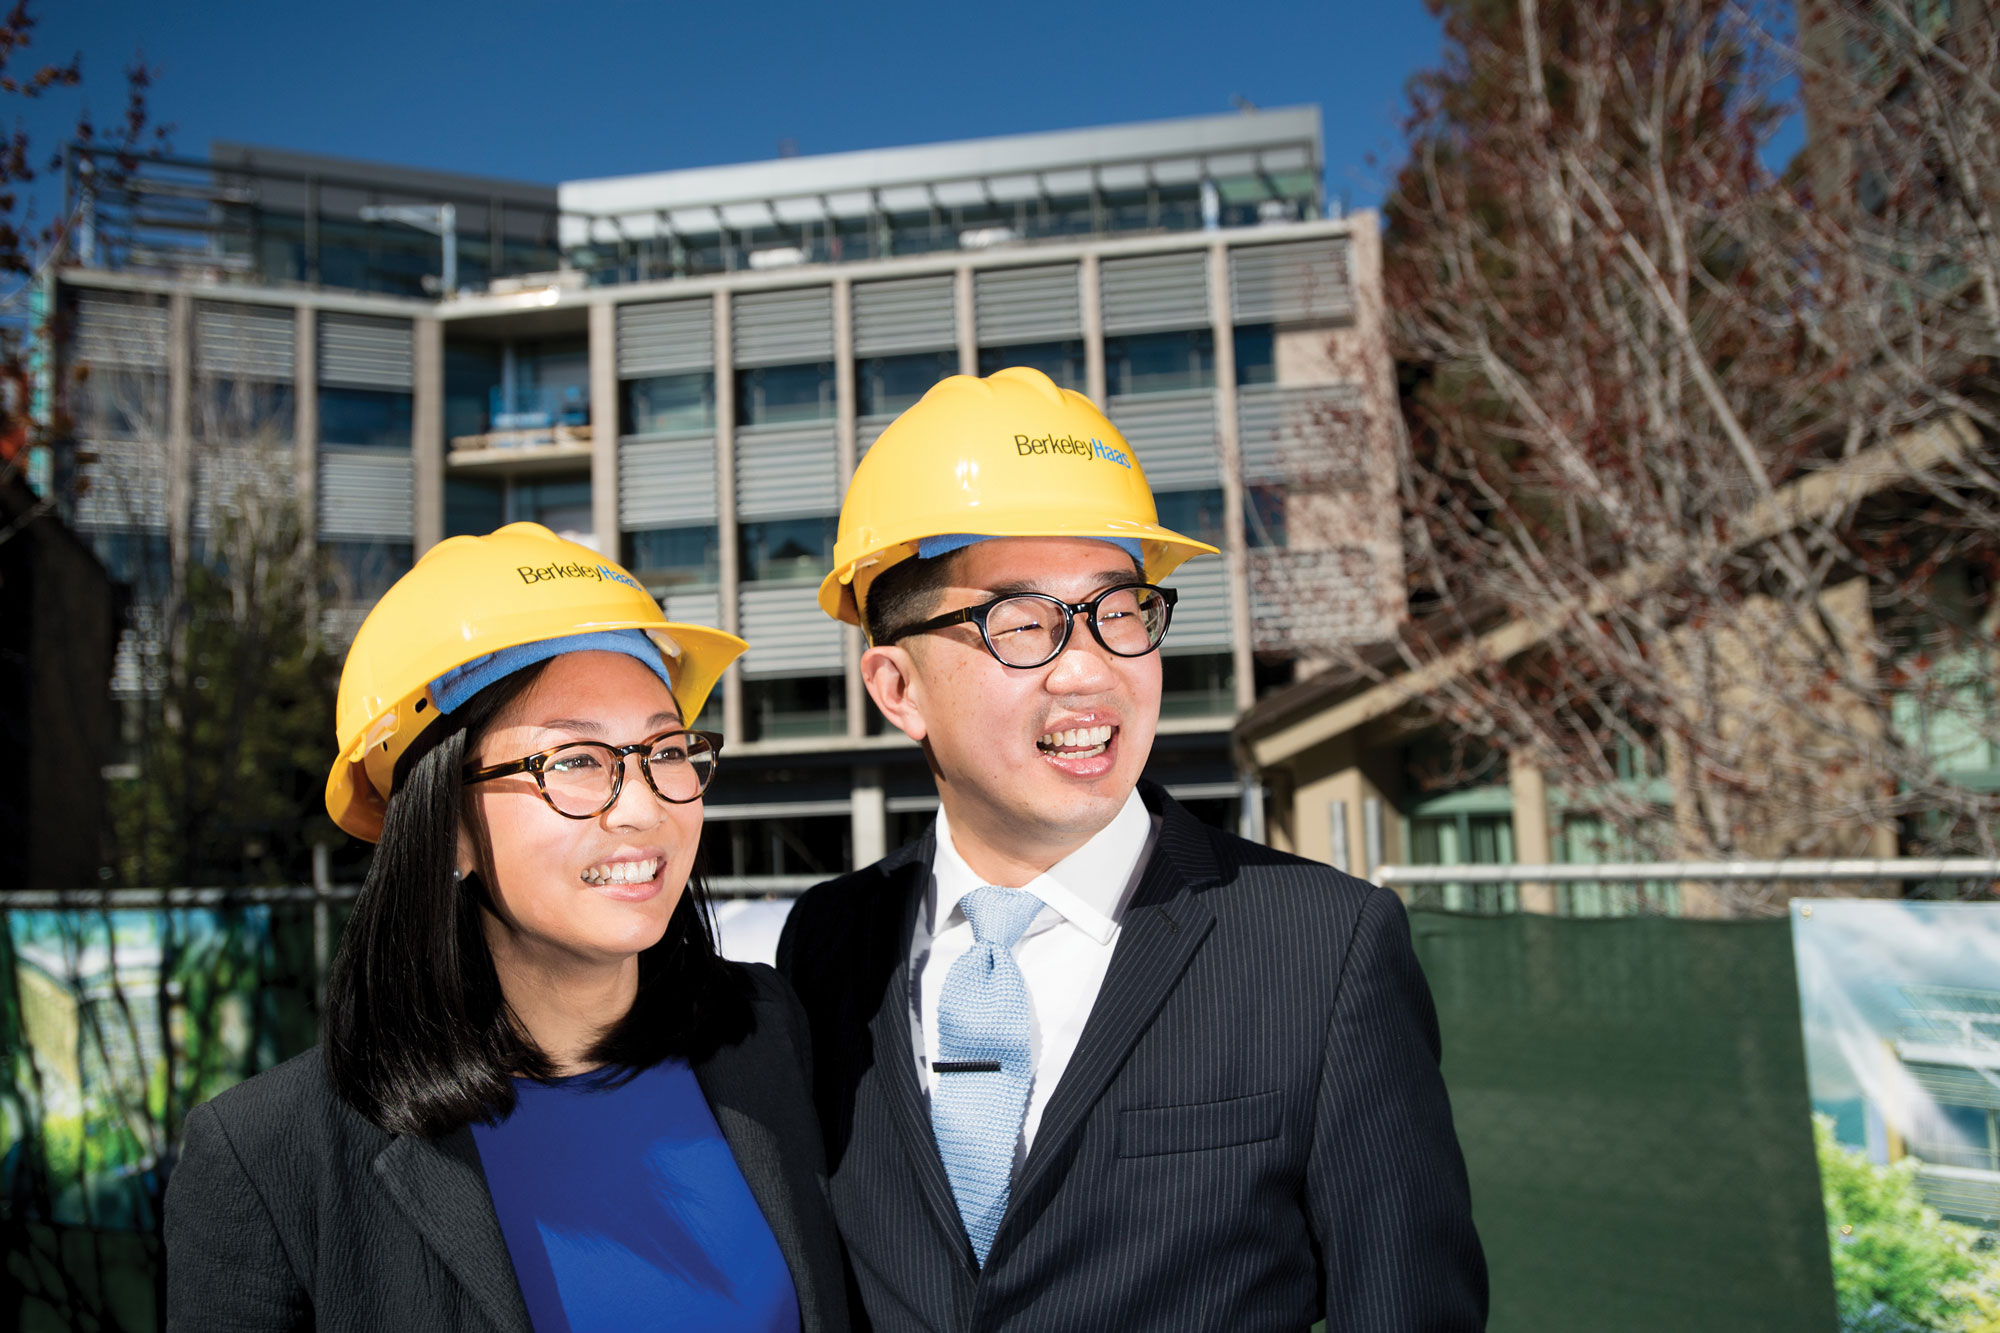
[929,789,1151,947]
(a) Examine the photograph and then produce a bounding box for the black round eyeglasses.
[880,582,1177,669]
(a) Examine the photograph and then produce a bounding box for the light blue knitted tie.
[931,885,1044,1266]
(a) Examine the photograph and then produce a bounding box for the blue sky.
[27,0,1446,209]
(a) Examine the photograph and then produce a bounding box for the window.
[322,540,413,601]
[445,343,501,440]
[857,351,956,418]
[318,387,412,449]
[1556,815,1678,917]
[701,811,851,878]
[76,370,167,439]
[736,362,835,425]
[1244,485,1286,548]
[91,529,171,600]
[1104,329,1215,396]
[1159,652,1234,719]
[199,378,294,444]
[623,372,716,435]
[978,341,1084,391]
[1234,324,1276,387]
[493,337,589,428]
[445,477,505,538]
[1155,488,1227,547]
[740,675,846,742]
[740,516,837,583]
[509,478,593,542]
[623,525,719,589]
[1406,795,1518,915]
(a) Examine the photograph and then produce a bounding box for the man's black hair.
[322,660,749,1139]
[862,551,964,647]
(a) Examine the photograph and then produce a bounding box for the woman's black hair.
[322,661,751,1139]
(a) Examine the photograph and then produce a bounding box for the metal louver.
[1101,251,1210,335]
[735,424,839,519]
[319,315,414,390]
[318,446,414,539]
[1161,557,1232,652]
[975,264,1081,344]
[738,584,842,677]
[856,414,897,462]
[1107,391,1221,490]
[74,292,169,370]
[618,299,714,377]
[852,275,956,356]
[194,445,292,535]
[1230,238,1354,325]
[619,434,719,528]
[196,301,296,380]
[733,287,834,367]
[661,589,721,631]
[1237,384,1366,487]
[74,438,169,529]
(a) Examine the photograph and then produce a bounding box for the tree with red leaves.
[0,0,161,477]
[1377,0,2000,910]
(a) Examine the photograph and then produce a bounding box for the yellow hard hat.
[819,366,1219,627]
[326,522,746,842]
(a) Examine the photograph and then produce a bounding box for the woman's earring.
[452,867,467,884]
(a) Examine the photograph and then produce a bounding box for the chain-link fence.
[3,891,1851,1331]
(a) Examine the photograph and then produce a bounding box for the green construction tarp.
[1412,910,1837,1332]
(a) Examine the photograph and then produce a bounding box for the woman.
[164,522,848,1333]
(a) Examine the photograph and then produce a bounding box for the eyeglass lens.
[984,586,1170,667]
[539,734,715,815]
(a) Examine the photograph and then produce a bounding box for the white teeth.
[1037,724,1114,751]
[580,858,661,886]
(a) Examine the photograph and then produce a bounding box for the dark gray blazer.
[777,782,1487,1333]
[164,962,849,1333]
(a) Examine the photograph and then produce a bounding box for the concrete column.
[955,266,977,377]
[587,300,620,556]
[411,315,445,555]
[1509,753,1557,914]
[1080,253,1106,404]
[714,290,743,743]
[1208,242,1255,711]
[851,764,887,871]
[832,277,867,738]
[165,290,193,570]
[293,305,318,548]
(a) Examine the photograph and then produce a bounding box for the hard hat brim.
[326,619,746,843]
[820,522,1220,628]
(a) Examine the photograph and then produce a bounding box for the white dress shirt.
[910,790,1158,1167]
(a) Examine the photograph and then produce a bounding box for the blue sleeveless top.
[470,1060,802,1333]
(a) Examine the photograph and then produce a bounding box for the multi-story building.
[48,107,1402,891]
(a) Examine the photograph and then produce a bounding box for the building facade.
[49,108,1402,891]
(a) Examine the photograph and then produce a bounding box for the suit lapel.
[695,1042,829,1333]
[864,838,980,1267]
[1010,788,1221,1209]
[373,1129,533,1333]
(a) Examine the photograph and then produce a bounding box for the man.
[776,367,1487,1332]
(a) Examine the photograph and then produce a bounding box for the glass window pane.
[623,525,720,590]
[624,372,716,435]
[978,341,1084,391]
[736,362,835,425]
[1234,324,1276,387]
[1104,329,1215,397]
[740,516,836,582]
[318,387,413,450]
[857,351,956,418]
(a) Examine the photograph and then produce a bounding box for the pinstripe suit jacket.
[776,781,1488,1333]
